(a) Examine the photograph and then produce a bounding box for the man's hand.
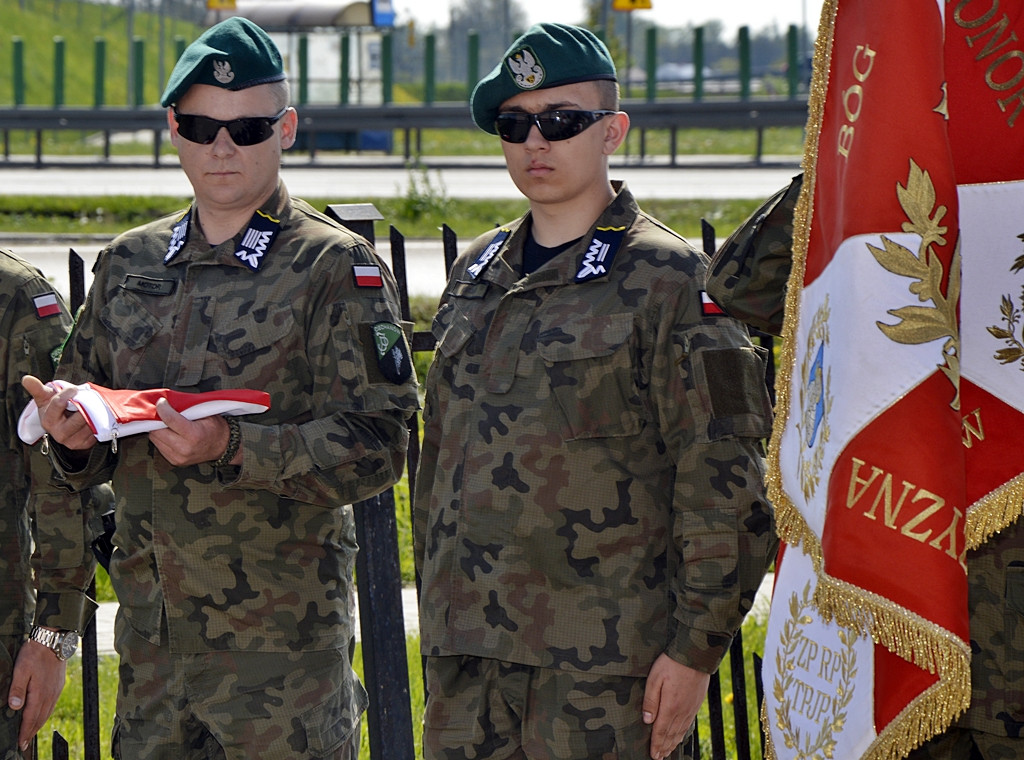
[21,375,97,451]
[8,638,68,752]
[642,653,711,760]
[149,399,238,467]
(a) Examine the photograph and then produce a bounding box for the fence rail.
[0,97,808,167]
[37,208,772,760]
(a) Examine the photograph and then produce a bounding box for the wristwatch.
[28,626,79,661]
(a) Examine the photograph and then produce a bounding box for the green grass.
[0,192,768,247]
[0,0,202,108]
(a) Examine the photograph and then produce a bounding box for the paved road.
[7,153,800,300]
[0,152,800,200]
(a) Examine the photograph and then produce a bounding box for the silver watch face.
[57,631,79,661]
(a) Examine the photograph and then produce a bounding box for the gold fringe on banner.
[965,474,1024,550]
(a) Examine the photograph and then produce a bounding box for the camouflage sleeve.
[46,257,119,492]
[655,281,778,673]
[413,294,450,574]
[220,248,418,507]
[705,173,801,337]
[3,271,98,631]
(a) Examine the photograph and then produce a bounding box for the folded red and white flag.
[18,380,271,445]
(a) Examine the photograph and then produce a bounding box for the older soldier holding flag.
[22,17,417,760]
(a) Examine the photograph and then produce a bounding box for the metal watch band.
[29,625,78,661]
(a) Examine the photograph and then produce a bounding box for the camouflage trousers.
[423,655,692,760]
[0,636,29,760]
[112,611,366,760]
[905,727,1024,760]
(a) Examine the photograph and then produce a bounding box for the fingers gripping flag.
[762,0,1024,757]
[18,380,271,446]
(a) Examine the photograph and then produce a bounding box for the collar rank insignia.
[165,209,191,264]
[234,210,281,272]
[574,225,626,282]
[372,321,412,383]
[468,228,512,279]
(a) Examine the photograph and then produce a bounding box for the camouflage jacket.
[705,173,802,337]
[0,249,96,644]
[956,519,1024,736]
[50,183,419,654]
[414,184,777,677]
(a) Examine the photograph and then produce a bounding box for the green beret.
[160,17,285,107]
[470,23,617,135]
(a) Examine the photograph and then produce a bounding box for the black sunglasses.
[494,109,618,144]
[173,107,289,146]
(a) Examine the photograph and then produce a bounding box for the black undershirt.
[522,230,584,276]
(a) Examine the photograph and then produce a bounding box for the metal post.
[381,30,393,105]
[340,32,350,104]
[322,203,416,760]
[132,37,145,107]
[13,38,25,107]
[424,33,436,105]
[467,31,479,102]
[53,37,65,107]
[645,26,656,103]
[693,27,704,101]
[298,34,309,106]
[739,26,751,100]
[787,24,800,98]
[93,38,106,107]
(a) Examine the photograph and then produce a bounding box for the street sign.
[612,0,653,9]
[206,0,236,9]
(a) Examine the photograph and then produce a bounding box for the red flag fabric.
[18,380,271,445]
[760,0,1024,756]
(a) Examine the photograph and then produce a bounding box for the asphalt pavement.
[0,152,801,200]
[5,152,801,301]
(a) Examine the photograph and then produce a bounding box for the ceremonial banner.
[763,0,1024,756]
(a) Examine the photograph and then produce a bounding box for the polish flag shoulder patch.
[354,264,383,288]
[700,291,726,317]
[33,292,61,319]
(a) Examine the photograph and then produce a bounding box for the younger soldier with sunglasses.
[414,23,777,760]
[23,17,418,760]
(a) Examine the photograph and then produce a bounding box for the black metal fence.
[36,208,772,760]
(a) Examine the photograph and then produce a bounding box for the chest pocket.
[432,302,476,360]
[537,313,643,441]
[99,288,164,385]
[207,304,297,387]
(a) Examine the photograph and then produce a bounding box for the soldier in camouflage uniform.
[22,18,418,760]
[705,178,1024,760]
[1,250,98,758]
[414,24,777,760]
[704,173,802,337]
